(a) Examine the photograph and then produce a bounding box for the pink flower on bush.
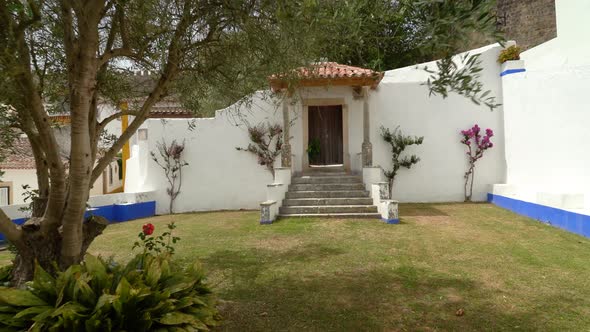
[461,124,494,202]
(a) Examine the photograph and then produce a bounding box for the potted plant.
[498,45,525,76]
[306,138,321,164]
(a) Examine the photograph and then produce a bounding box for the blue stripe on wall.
[0,201,156,242]
[500,68,526,77]
[488,193,590,238]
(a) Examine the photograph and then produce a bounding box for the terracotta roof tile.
[0,137,36,169]
[128,97,194,118]
[269,62,383,91]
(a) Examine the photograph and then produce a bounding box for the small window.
[138,128,148,141]
[109,165,114,185]
[0,186,10,206]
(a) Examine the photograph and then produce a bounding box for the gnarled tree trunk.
[10,216,108,286]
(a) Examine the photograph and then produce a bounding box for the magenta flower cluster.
[461,124,494,154]
[461,124,494,202]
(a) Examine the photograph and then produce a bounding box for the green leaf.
[74,278,96,306]
[84,255,108,292]
[14,305,53,319]
[32,263,57,300]
[157,311,197,325]
[51,301,89,320]
[146,259,162,287]
[0,313,26,328]
[93,294,118,313]
[0,287,47,306]
[0,305,17,313]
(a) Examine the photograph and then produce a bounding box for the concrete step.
[283,197,374,206]
[291,176,362,184]
[285,190,370,199]
[279,205,378,215]
[305,166,345,173]
[301,172,348,177]
[279,213,381,219]
[289,183,366,191]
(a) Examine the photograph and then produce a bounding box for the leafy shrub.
[0,222,220,331]
[498,45,521,63]
[0,253,219,331]
[306,138,321,164]
[0,264,12,286]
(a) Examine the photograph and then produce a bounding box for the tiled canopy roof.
[269,62,384,91]
[0,137,36,169]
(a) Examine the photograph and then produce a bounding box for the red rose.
[142,223,155,235]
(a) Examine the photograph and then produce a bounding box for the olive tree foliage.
[317,0,504,110]
[0,104,20,180]
[0,0,323,285]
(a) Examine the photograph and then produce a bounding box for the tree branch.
[0,209,22,244]
[98,47,145,67]
[90,0,194,183]
[96,109,141,132]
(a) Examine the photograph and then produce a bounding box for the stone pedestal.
[260,201,276,225]
[382,200,399,224]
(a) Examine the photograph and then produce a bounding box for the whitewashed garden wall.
[125,95,284,215]
[126,44,508,214]
[492,0,590,220]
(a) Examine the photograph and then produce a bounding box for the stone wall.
[497,0,557,50]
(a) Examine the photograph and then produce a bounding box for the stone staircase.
[279,167,380,218]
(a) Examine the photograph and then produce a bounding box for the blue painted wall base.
[488,193,590,238]
[260,220,273,225]
[500,68,526,77]
[383,218,400,224]
[0,201,156,242]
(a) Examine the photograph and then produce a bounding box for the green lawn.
[2,203,590,331]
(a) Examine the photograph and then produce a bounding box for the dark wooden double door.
[308,105,343,165]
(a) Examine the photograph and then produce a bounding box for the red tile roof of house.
[269,62,383,91]
[148,105,194,119]
[0,137,36,169]
[126,97,194,118]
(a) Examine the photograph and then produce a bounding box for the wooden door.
[308,105,343,165]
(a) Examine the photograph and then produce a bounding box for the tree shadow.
[202,242,346,282]
[204,243,582,331]
[400,203,449,217]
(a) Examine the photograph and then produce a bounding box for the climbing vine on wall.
[151,139,189,214]
[236,122,283,176]
[380,126,424,198]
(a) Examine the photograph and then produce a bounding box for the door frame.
[302,98,350,172]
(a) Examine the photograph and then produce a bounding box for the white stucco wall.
[127,44,507,213]
[126,93,284,214]
[373,43,506,202]
[497,0,590,213]
[0,169,38,206]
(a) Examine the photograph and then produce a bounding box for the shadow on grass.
[400,203,449,217]
[205,243,566,331]
[203,243,345,282]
